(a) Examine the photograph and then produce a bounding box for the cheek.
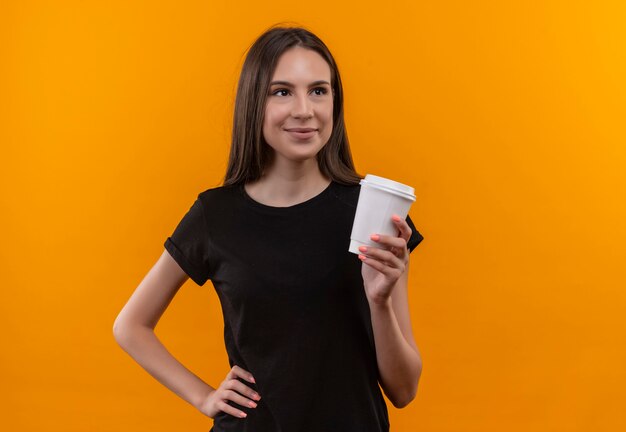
[321,117,333,142]
[323,104,333,130]
[261,114,273,143]
[325,100,334,120]
[265,105,289,128]
[263,108,280,134]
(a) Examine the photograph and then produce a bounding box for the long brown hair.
[222,24,363,186]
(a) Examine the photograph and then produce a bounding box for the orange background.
[2,1,625,430]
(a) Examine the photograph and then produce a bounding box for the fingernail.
[249,400,257,408]
[252,393,261,400]
[249,375,256,383]
[358,246,367,252]
[370,234,380,241]
[240,411,247,418]
[392,215,401,221]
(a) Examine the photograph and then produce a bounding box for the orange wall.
[2,1,625,430]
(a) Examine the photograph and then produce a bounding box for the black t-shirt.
[164,180,424,432]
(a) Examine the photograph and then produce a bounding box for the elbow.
[390,388,417,409]
[390,362,422,409]
[113,316,153,349]
[112,318,125,345]
[112,317,134,347]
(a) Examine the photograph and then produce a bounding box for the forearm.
[368,298,422,408]
[114,324,214,409]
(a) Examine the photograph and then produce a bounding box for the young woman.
[114,25,424,432]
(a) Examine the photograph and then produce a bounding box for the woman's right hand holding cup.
[199,365,261,419]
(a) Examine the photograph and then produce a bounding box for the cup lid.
[360,174,416,200]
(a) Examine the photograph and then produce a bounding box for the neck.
[245,160,331,207]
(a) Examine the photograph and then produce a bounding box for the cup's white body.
[349,175,416,254]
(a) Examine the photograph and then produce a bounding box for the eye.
[270,87,329,97]
[312,87,328,96]
[271,89,290,97]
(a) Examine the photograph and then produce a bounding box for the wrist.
[367,294,392,310]
[191,386,215,410]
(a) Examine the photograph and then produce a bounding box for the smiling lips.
[284,127,318,139]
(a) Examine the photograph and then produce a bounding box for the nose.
[291,93,313,119]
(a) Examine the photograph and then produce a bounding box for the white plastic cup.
[349,174,416,254]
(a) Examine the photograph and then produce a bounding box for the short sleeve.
[405,214,424,254]
[164,196,211,286]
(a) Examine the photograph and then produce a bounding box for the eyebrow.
[269,80,331,87]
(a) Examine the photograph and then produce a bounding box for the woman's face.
[262,46,334,165]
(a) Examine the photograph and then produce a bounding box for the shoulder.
[192,183,242,218]
[197,183,239,202]
[329,181,361,209]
